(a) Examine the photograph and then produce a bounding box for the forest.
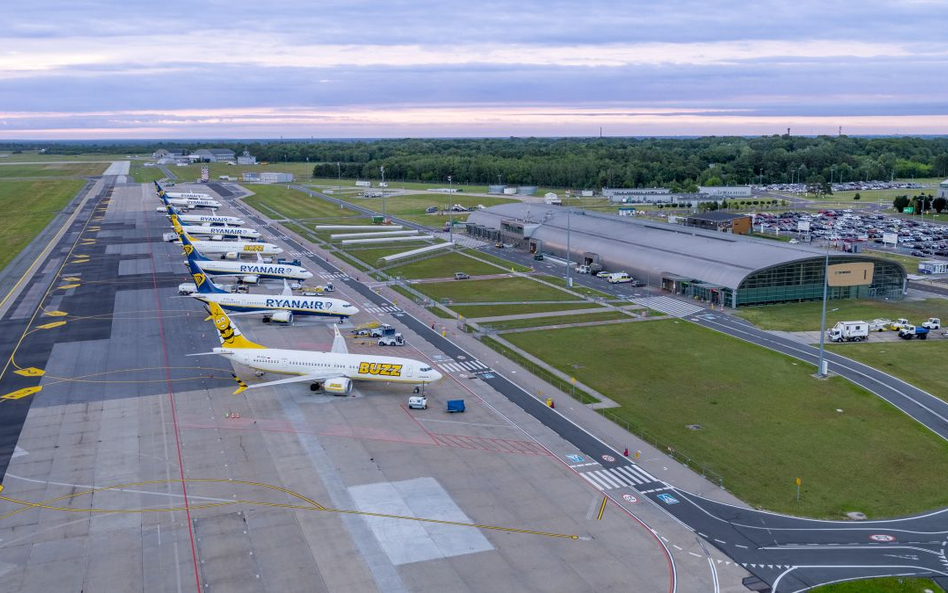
[6,136,948,190]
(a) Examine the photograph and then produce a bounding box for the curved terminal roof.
[467,203,894,289]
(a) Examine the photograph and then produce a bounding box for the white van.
[607,272,632,284]
[408,396,428,410]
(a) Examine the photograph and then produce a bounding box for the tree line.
[5,136,948,190]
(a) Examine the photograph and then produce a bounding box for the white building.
[698,186,752,198]
[938,179,948,200]
[192,148,236,163]
[237,150,257,165]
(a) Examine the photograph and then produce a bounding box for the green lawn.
[461,250,531,272]
[310,178,492,194]
[0,163,108,178]
[173,162,318,182]
[243,184,365,221]
[414,276,578,304]
[0,179,87,271]
[539,275,615,299]
[505,320,948,517]
[385,252,506,279]
[864,249,921,274]
[129,163,166,184]
[828,341,948,402]
[452,302,602,318]
[736,299,948,332]
[344,244,438,266]
[812,577,939,593]
[487,310,631,330]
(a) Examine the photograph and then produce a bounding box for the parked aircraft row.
[157,183,442,393]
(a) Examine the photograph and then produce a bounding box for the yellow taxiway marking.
[62,276,81,282]
[56,283,80,290]
[14,367,45,377]
[68,260,88,265]
[1,386,42,400]
[0,478,579,540]
[43,310,68,317]
[597,494,608,521]
[35,321,66,330]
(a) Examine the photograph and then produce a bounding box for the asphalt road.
[262,187,948,591]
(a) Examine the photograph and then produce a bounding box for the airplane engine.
[323,378,353,395]
[265,311,293,324]
[223,251,239,260]
[240,275,259,284]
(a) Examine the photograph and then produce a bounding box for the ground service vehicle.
[827,321,869,342]
[351,321,381,336]
[923,317,941,330]
[595,270,612,278]
[446,399,465,413]
[608,273,632,284]
[899,325,930,339]
[408,396,428,409]
[370,324,398,338]
[178,283,197,295]
[378,334,405,346]
[533,253,544,261]
[869,318,892,332]
[890,318,911,331]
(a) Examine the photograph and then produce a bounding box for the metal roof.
[467,203,884,290]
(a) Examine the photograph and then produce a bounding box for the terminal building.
[683,212,752,235]
[698,186,752,198]
[465,204,906,308]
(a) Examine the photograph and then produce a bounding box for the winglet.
[206,302,264,349]
[232,373,248,395]
[330,324,348,354]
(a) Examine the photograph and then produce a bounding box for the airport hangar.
[466,203,907,308]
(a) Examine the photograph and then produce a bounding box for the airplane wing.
[330,324,348,354]
[282,279,293,296]
[244,371,343,390]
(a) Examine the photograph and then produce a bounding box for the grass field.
[828,341,948,402]
[243,184,365,222]
[505,320,948,517]
[486,310,631,330]
[129,163,166,184]
[385,252,506,279]
[344,244,439,266]
[310,177,493,194]
[864,249,921,274]
[736,298,948,332]
[539,275,615,299]
[338,192,517,225]
[0,179,86,271]
[0,163,108,178]
[173,162,318,182]
[461,250,531,272]
[413,276,577,304]
[452,302,602,318]
[0,152,132,162]
[812,577,938,592]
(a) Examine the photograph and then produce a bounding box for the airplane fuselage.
[217,348,442,385]
[181,225,261,240]
[175,214,245,226]
[193,260,313,281]
[188,238,282,256]
[194,293,358,318]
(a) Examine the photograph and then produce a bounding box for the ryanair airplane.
[154,181,222,209]
[172,217,282,258]
[165,203,248,230]
[180,232,313,282]
[200,302,442,395]
[188,259,357,323]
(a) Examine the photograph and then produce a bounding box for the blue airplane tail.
[187,259,227,293]
[178,230,209,261]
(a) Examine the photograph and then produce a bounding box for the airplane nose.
[431,370,443,382]
[274,247,284,254]
[303,271,314,279]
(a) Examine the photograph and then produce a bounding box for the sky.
[2,0,948,139]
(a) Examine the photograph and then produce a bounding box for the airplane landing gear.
[310,383,321,392]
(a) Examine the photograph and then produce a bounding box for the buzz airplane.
[187,259,357,323]
[200,301,442,394]
[172,218,282,258]
[181,233,313,282]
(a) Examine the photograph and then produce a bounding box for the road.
[274,186,948,591]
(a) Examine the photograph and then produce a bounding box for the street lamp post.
[816,253,830,377]
[565,208,572,287]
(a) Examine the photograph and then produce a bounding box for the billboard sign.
[797,220,811,232]
[882,233,898,246]
[827,262,875,287]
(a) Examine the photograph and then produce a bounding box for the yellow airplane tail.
[206,302,263,349]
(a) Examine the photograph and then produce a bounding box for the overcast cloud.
[2,0,947,138]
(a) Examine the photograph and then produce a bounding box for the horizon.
[3,1,948,138]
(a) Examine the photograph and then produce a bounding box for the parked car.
[454,272,470,280]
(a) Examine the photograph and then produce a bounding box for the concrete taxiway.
[0,181,734,592]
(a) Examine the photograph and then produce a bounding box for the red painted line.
[147,214,202,593]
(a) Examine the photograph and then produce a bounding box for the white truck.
[607,272,632,284]
[923,317,941,330]
[889,318,911,331]
[827,321,869,342]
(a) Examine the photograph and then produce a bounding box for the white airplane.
[165,204,245,226]
[165,190,212,200]
[173,219,282,258]
[187,259,357,323]
[200,301,442,394]
[181,235,312,282]
[171,217,260,240]
[154,182,221,208]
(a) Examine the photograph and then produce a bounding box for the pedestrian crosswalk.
[438,359,491,374]
[365,305,401,314]
[319,272,348,280]
[579,464,661,491]
[433,232,485,248]
[632,295,705,318]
